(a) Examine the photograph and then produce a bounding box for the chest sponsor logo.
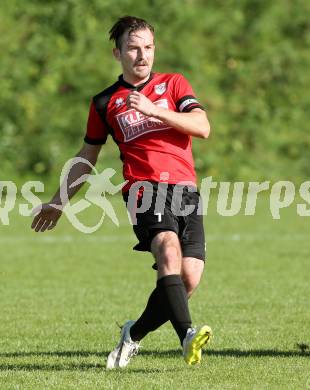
[154,82,167,95]
[116,99,171,142]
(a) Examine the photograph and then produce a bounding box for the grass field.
[0,193,309,389]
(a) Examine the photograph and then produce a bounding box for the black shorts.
[123,183,206,266]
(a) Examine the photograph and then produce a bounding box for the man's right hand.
[30,143,102,233]
[31,203,63,232]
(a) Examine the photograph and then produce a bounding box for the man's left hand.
[126,91,158,117]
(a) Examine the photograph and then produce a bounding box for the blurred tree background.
[1,0,309,188]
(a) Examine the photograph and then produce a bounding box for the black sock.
[130,275,191,344]
[130,286,169,342]
[157,274,192,345]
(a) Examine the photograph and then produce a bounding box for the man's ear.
[113,48,121,61]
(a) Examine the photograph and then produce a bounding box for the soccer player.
[31,16,212,368]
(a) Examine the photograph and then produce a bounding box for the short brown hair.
[109,16,154,50]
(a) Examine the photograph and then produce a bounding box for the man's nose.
[137,48,146,59]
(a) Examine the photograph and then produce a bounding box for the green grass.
[0,194,309,389]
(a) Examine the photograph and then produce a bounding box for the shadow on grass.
[0,362,182,373]
[140,348,310,358]
[0,351,107,358]
[0,363,104,371]
[0,348,308,371]
[208,349,310,358]
[143,348,310,358]
[0,347,308,360]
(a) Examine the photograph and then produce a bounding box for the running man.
[31,15,212,368]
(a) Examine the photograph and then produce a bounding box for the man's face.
[113,28,155,83]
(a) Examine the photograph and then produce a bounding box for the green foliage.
[1,0,309,182]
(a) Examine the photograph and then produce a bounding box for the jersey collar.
[118,73,154,91]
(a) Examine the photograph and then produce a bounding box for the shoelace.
[116,321,140,361]
[126,343,139,360]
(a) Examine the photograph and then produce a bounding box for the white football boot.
[106,320,140,369]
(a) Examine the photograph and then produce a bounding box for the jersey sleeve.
[172,74,205,112]
[84,100,109,145]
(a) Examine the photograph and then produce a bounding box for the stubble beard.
[132,65,151,82]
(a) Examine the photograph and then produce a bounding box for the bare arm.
[31,143,102,232]
[50,143,102,205]
[151,107,210,138]
[126,91,211,138]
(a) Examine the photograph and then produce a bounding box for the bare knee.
[151,231,182,277]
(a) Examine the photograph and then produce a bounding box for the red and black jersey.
[84,72,204,188]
